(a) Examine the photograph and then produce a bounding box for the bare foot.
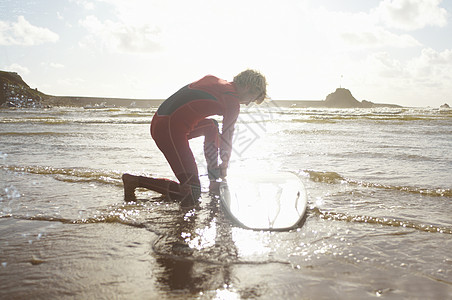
[122,173,137,202]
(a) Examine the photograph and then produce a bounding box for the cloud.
[4,63,30,75]
[366,48,452,93]
[57,77,85,85]
[308,8,422,50]
[374,0,448,31]
[0,16,59,46]
[50,62,65,69]
[340,27,422,48]
[418,48,452,65]
[368,52,407,78]
[346,47,451,106]
[408,48,452,78]
[70,0,95,10]
[79,15,162,54]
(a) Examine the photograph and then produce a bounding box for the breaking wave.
[310,207,452,234]
[303,170,452,197]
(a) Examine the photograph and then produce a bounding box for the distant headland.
[0,70,433,109]
[0,70,161,108]
[275,88,401,108]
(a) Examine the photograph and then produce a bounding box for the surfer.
[122,69,267,207]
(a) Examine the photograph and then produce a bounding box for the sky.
[1,0,451,107]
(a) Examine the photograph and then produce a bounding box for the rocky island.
[2,70,401,108]
[279,88,401,108]
[324,88,400,108]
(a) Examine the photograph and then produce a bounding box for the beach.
[1,104,451,299]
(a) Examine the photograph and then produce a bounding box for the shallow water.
[1,105,451,299]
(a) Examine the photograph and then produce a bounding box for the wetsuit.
[151,75,240,193]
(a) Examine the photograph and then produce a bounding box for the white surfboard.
[219,172,307,231]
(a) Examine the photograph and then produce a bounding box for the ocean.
[0,104,451,299]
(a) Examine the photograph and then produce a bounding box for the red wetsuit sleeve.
[220,100,240,165]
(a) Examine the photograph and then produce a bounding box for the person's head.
[233,69,267,105]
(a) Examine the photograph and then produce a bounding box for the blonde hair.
[233,69,267,104]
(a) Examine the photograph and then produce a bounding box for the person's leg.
[122,115,207,206]
[122,173,184,202]
[152,115,201,206]
[122,173,201,208]
[187,119,220,181]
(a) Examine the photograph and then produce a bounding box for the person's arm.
[219,104,240,178]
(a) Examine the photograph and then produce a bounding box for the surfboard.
[219,171,307,231]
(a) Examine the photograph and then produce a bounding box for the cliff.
[0,71,46,108]
[0,70,162,108]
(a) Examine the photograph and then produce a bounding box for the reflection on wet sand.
[148,194,240,298]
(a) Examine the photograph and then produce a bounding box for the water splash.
[304,170,345,184]
[0,151,7,161]
[0,185,21,215]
